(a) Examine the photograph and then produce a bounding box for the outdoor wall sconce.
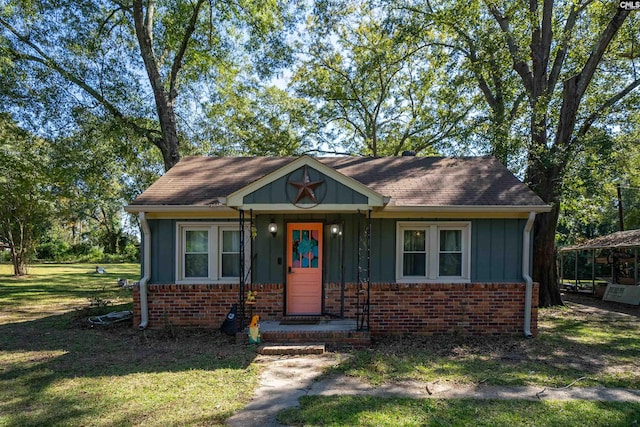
[330,223,341,237]
[268,221,278,237]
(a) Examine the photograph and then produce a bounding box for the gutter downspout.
[523,211,536,338]
[138,212,151,330]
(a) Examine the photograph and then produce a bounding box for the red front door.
[286,223,323,315]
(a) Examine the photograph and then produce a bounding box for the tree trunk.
[527,152,564,307]
[11,247,26,276]
[154,106,181,171]
[132,0,183,171]
[532,204,563,306]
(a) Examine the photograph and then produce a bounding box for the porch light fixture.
[268,221,278,237]
[330,223,341,237]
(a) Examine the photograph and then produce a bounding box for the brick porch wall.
[132,283,284,329]
[133,282,538,335]
[325,282,539,336]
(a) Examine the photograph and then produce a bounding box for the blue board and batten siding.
[144,217,529,285]
[145,218,238,284]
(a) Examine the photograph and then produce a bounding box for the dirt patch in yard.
[562,291,640,318]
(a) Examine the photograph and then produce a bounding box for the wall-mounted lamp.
[330,223,341,237]
[268,221,278,237]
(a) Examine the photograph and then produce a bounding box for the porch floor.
[259,319,358,333]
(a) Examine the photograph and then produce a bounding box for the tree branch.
[487,4,534,94]
[574,77,640,142]
[145,0,155,44]
[576,7,630,100]
[169,0,206,101]
[546,1,594,95]
[555,7,630,146]
[0,17,161,143]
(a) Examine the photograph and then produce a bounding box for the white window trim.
[176,222,250,284]
[396,221,471,283]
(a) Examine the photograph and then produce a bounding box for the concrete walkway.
[226,353,640,427]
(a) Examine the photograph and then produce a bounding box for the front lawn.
[0,263,259,427]
[3,264,639,426]
[279,396,640,427]
[325,297,640,389]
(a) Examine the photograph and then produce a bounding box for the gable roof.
[225,155,386,208]
[126,155,549,213]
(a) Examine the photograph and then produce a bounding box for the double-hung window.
[396,221,470,282]
[177,222,246,283]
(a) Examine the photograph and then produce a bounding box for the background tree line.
[1,0,639,306]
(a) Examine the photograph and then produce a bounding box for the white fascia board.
[372,205,551,219]
[124,205,235,214]
[380,205,552,213]
[225,155,386,207]
[240,203,376,213]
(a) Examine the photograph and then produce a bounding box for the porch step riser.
[261,331,370,347]
[257,344,325,355]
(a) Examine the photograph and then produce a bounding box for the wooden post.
[617,184,625,232]
[635,248,638,286]
[575,250,579,289]
[592,249,596,294]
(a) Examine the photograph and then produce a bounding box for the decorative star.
[288,166,324,204]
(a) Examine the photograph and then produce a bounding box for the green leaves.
[0,114,55,274]
[0,0,296,170]
[292,3,471,156]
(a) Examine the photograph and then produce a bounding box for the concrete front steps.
[238,317,371,354]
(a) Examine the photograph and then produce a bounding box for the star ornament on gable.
[288,166,324,204]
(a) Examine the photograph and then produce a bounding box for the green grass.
[0,263,138,323]
[3,263,640,425]
[278,396,640,427]
[326,303,640,389]
[0,263,259,426]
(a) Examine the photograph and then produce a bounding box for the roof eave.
[124,205,234,214]
[381,205,552,213]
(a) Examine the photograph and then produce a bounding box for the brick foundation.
[133,282,538,335]
[132,283,284,329]
[324,282,538,336]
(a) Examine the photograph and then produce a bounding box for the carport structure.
[559,229,640,302]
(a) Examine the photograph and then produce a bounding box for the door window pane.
[292,227,319,268]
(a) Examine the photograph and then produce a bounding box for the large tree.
[292,2,472,156]
[400,2,529,168]
[488,2,639,305]
[206,81,314,156]
[403,0,640,305]
[0,0,291,171]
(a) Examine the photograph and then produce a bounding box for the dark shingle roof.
[559,229,640,251]
[129,155,546,208]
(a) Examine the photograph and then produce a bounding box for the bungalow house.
[125,155,550,337]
